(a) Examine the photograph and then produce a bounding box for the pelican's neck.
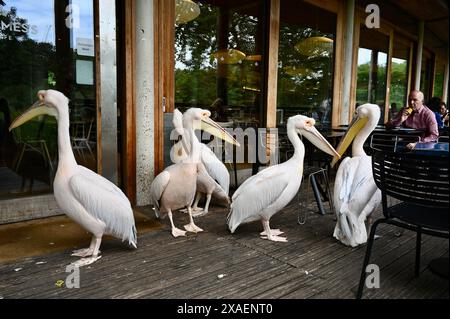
[57,107,77,170]
[187,126,201,163]
[286,123,305,162]
[352,120,376,157]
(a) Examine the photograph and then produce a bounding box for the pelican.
[227,115,339,242]
[9,90,137,266]
[331,103,382,247]
[150,108,238,237]
[171,109,230,216]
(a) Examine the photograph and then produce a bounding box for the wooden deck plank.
[0,200,447,299]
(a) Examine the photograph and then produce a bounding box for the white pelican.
[331,103,382,247]
[227,115,339,242]
[9,90,137,267]
[171,109,230,216]
[150,108,238,237]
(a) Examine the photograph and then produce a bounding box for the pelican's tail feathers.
[128,224,138,248]
[226,206,241,233]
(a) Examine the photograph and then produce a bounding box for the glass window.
[174,0,265,127]
[389,39,410,120]
[356,27,389,123]
[276,1,336,128]
[0,0,97,200]
[433,62,445,99]
[420,52,433,102]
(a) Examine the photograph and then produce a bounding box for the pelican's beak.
[9,98,57,131]
[201,117,240,147]
[330,115,368,167]
[302,124,340,158]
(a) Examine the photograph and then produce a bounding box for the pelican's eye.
[305,120,314,127]
[201,112,209,118]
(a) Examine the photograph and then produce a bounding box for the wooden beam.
[266,0,280,129]
[154,0,175,175]
[332,1,347,126]
[94,0,102,175]
[122,0,136,203]
[349,14,361,120]
[384,29,394,123]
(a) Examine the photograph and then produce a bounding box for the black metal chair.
[356,147,449,298]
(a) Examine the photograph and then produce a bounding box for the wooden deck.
[0,198,448,299]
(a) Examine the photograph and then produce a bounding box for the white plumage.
[170,109,230,216]
[150,108,238,237]
[227,115,339,242]
[9,89,136,266]
[332,103,382,247]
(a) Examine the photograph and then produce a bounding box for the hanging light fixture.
[295,36,333,57]
[175,0,200,24]
[211,49,246,64]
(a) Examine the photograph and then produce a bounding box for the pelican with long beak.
[150,108,239,237]
[331,103,382,247]
[227,115,339,242]
[9,90,137,266]
[170,109,230,216]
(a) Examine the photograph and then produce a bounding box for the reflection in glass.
[276,1,335,129]
[420,54,432,102]
[388,40,409,120]
[433,62,445,99]
[389,57,407,120]
[174,0,264,127]
[0,0,96,200]
[356,28,389,123]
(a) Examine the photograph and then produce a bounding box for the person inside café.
[428,96,444,129]
[439,101,449,127]
[386,90,439,149]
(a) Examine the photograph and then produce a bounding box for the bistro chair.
[356,147,449,298]
[71,117,95,162]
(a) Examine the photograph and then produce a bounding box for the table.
[397,142,449,156]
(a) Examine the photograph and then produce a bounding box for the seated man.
[386,90,439,149]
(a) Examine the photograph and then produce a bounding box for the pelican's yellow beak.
[201,117,240,147]
[302,124,340,158]
[330,116,368,167]
[9,98,57,131]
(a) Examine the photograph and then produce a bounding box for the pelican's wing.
[333,157,352,214]
[227,165,290,233]
[70,166,137,247]
[334,156,379,214]
[345,156,381,219]
[200,143,230,194]
[149,170,171,218]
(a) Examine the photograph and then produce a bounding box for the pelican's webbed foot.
[171,227,187,237]
[71,256,102,267]
[191,208,206,217]
[184,223,204,233]
[260,229,284,236]
[71,248,100,257]
[261,234,288,242]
